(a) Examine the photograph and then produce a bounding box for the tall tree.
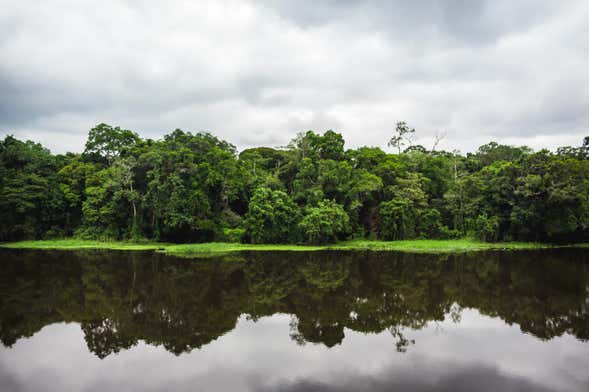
[84,123,140,165]
[388,122,415,154]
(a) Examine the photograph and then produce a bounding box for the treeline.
[1,123,588,243]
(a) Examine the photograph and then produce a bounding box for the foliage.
[84,123,140,165]
[0,136,66,240]
[222,228,245,243]
[388,121,415,154]
[1,125,588,244]
[298,200,350,244]
[244,187,300,243]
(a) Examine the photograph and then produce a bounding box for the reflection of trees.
[82,319,137,358]
[0,248,588,358]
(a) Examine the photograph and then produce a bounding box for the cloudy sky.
[1,0,588,154]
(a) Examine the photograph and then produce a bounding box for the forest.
[1,122,588,244]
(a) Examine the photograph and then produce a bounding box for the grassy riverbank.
[0,239,168,251]
[0,238,567,256]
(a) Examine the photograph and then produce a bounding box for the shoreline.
[1,239,585,257]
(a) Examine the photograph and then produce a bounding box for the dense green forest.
[1,123,588,244]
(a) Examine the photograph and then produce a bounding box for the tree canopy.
[1,124,588,244]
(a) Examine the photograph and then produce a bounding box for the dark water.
[0,249,588,392]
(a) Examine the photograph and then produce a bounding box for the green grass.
[327,239,551,253]
[0,239,169,251]
[165,242,324,255]
[0,238,567,257]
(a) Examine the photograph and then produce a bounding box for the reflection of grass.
[1,238,566,257]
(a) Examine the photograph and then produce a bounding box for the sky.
[1,0,588,154]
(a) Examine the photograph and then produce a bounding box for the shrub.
[222,228,245,243]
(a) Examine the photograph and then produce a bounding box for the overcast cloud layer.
[1,0,588,154]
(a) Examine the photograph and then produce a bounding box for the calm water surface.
[0,249,588,391]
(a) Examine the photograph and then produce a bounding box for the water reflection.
[1,249,588,358]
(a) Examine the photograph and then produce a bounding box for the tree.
[473,141,532,167]
[299,200,350,244]
[245,187,300,243]
[57,156,98,232]
[474,214,500,242]
[111,157,140,237]
[291,157,322,205]
[290,130,345,161]
[0,136,66,240]
[84,123,140,165]
[556,136,589,160]
[3,125,589,245]
[138,130,241,242]
[388,122,415,154]
[379,173,428,240]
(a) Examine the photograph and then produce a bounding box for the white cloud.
[0,0,587,153]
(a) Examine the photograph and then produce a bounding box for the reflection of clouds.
[1,311,588,392]
[260,365,556,392]
[0,364,22,392]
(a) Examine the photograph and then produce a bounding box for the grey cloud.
[0,0,587,154]
[261,0,561,45]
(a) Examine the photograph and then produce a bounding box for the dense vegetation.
[1,249,588,356]
[1,123,588,244]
